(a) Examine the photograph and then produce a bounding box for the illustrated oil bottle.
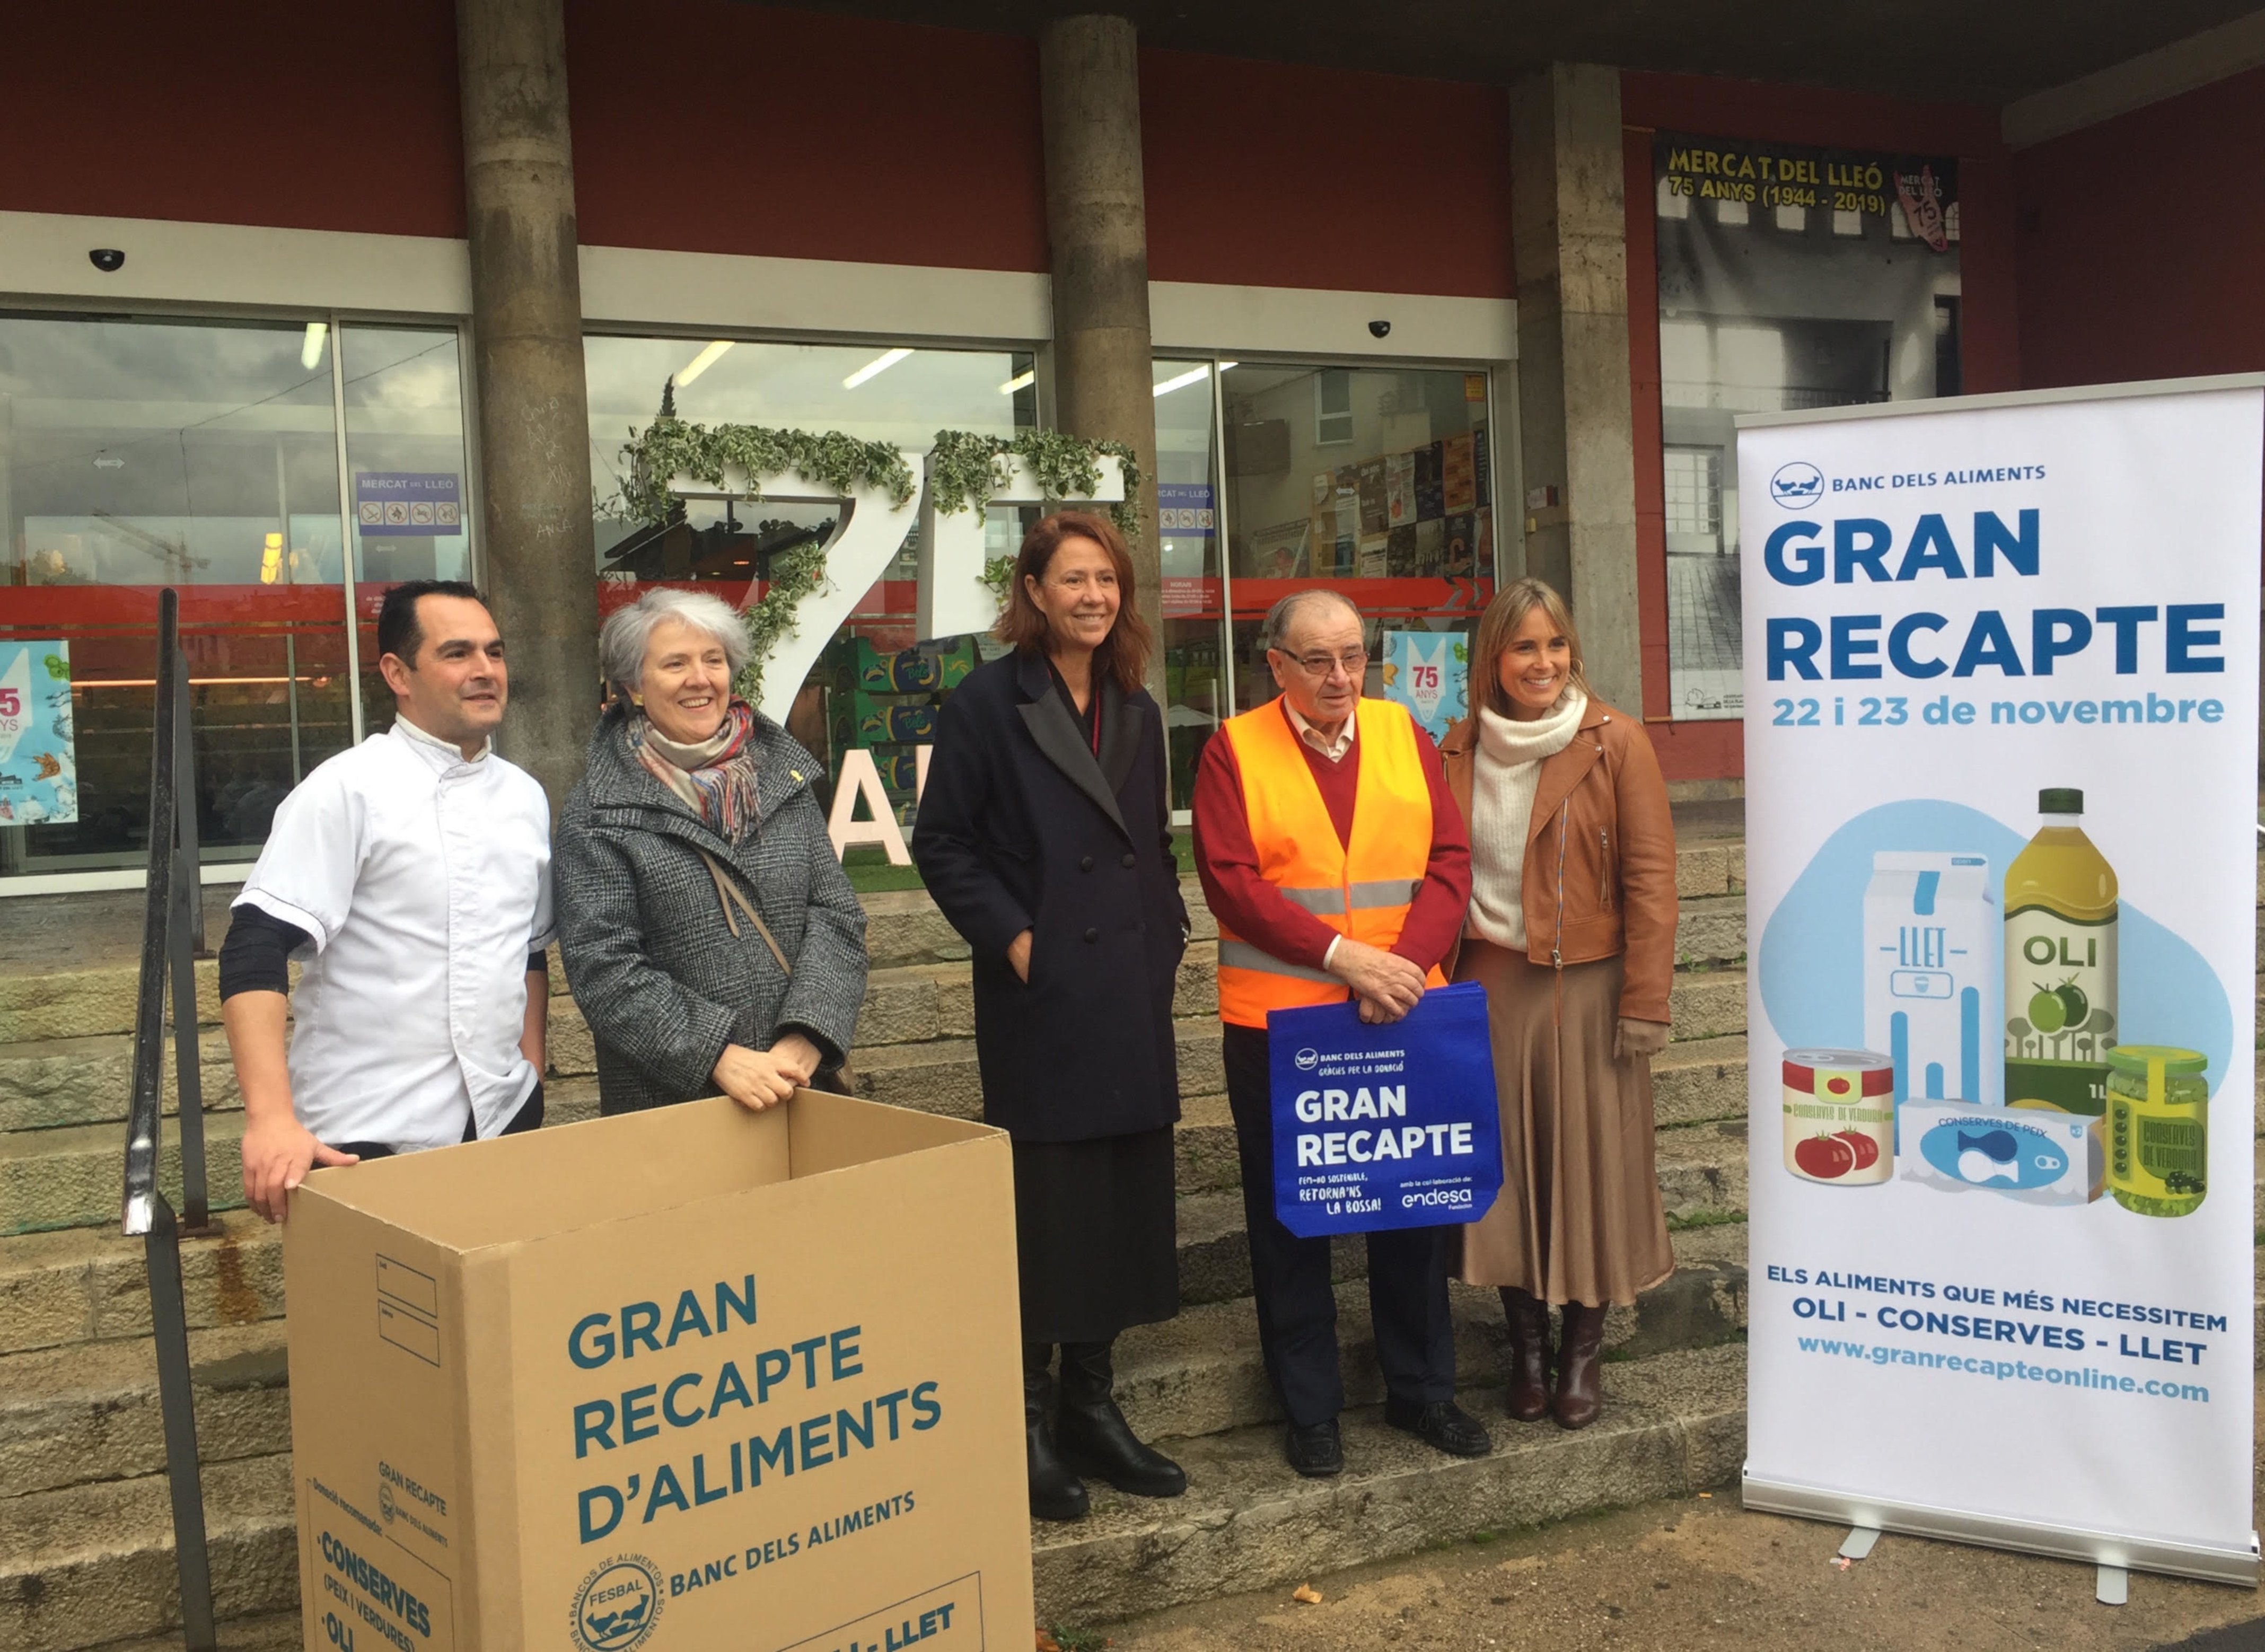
[2003,787,2117,1114]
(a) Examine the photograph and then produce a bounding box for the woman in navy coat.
[912,510,1189,1523]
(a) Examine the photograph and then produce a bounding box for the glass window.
[1654,133,1962,719]
[340,324,477,733]
[583,337,1035,819]
[1218,363,1493,729]
[1152,357,1224,810]
[0,313,351,877]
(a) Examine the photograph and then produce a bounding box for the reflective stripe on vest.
[1214,696,1447,1028]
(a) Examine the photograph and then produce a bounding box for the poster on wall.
[355,471,464,535]
[0,639,77,825]
[1739,377,2261,1583]
[1656,131,1962,722]
[1381,629,1467,743]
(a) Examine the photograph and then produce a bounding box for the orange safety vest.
[1214,696,1447,1029]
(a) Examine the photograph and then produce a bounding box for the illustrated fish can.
[1782,1049,1895,1185]
[1899,1098,2103,1205]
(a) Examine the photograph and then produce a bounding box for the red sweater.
[1191,699,1471,976]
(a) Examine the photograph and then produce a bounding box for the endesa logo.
[1293,1047,1321,1072]
[1770,462,1824,509]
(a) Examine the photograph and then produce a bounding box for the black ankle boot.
[1023,1342,1088,1522]
[1055,1339,1187,1498]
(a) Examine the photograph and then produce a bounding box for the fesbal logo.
[571,1554,665,1652]
[1769,462,1823,509]
[1294,1048,1321,1072]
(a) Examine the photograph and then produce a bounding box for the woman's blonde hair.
[1471,577,1589,717]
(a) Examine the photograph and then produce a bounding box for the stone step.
[1653,1035,1748,1126]
[1171,1120,1746,1308]
[1118,1222,1748,1444]
[0,1031,238,1133]
[0,1453,297,1652]
[3,959,1737,1136]
[0,1321,288,1499]
[0,1079,603,1236]
[0,1341,1742,1652]
[0,1212,285,1359]
[1676,894,1744,966]
[1032,1342,1747,1625]
[0,1225,1743,1513]
[849,1017,1228,1121]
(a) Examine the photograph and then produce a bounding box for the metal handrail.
[120,587,217,1652]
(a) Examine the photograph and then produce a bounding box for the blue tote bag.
[1267,979,1503,1238]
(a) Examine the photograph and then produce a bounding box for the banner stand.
[1743,1474,2261,1587]
[1737,373,2264,1593]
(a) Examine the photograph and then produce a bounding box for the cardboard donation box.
[284,1092,1031,1652]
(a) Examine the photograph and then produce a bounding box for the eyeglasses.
[1276,648,1369,679]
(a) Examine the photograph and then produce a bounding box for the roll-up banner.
[1739,375,2262,1584]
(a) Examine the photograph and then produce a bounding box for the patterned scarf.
[632,699,760,840]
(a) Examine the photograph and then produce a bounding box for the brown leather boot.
[1552,1304,1609,1430]
[1498,1288,1553,1422]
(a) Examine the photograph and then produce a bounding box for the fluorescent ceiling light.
[1152,362,1234,398]
[300,321,328,371]
[676,340,734,386]
[842,347,913,390]
[999,370,1035,394]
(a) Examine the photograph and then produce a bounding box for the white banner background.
[1740,379,2260,1580]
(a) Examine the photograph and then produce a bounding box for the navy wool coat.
[912,650,1188,1143]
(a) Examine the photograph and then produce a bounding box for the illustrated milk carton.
[1863,853,2000,1110]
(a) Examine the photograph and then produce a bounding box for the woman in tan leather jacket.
[1437,578,1678,1430]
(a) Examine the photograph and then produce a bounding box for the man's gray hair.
[1263,586,1362,651]
[598,587,751,694]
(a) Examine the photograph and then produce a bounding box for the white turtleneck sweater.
[1465,688,1586,948]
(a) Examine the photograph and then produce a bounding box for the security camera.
[89,249,125,273]
[1367,319,1391,339]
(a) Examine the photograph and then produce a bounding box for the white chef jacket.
[234,715,555,1152]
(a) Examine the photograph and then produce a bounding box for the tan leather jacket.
[1437,697,1678,1024]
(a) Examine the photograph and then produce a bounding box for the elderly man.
[1192,588,1488,1477]
[221,580,554,1220]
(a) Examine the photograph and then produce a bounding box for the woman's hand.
[712,1042,809,1111]
[1006,929,1033,983]
[769,1031,822,1078]
[1613,1017,1670,1061]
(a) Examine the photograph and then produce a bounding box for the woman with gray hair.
[555,587,867,1115]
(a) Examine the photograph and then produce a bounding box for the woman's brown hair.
[994,509,1153,694]
[1471,576,1590,717]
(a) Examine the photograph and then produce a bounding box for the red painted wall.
[1140,50,1514,297]
[566,1,1048,272]
[1619,71,2021,781]
[0,2,463,236]
[2016,67,2265,388]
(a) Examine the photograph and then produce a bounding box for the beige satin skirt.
[1454,940,1674,1307]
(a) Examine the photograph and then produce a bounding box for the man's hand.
[1329,937,1426,1020]
[713,1042,810,1112]
[240,1111,358,1223]
[1006,929,1033,983]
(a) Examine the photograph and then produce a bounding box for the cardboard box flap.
[301,1091,998,1252]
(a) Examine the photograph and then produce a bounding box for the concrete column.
[1509,63,1643,716]
[458,0,598,813]
[1039,15,1165,704]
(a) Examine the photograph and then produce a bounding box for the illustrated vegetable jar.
[2104,1044,2208,1217]
[1783,1049,1895,1185]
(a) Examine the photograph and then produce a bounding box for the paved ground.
[1090,1368,2265,1652]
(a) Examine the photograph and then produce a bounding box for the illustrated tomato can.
[1782,1049,1895,1185]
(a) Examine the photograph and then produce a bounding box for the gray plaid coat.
[555,701,868,1114]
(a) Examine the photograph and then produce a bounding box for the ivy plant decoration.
[927,429,1146,547]
[613,418,916,704]
[613,417,1144,695]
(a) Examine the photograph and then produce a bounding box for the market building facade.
[1,0,2260,891]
